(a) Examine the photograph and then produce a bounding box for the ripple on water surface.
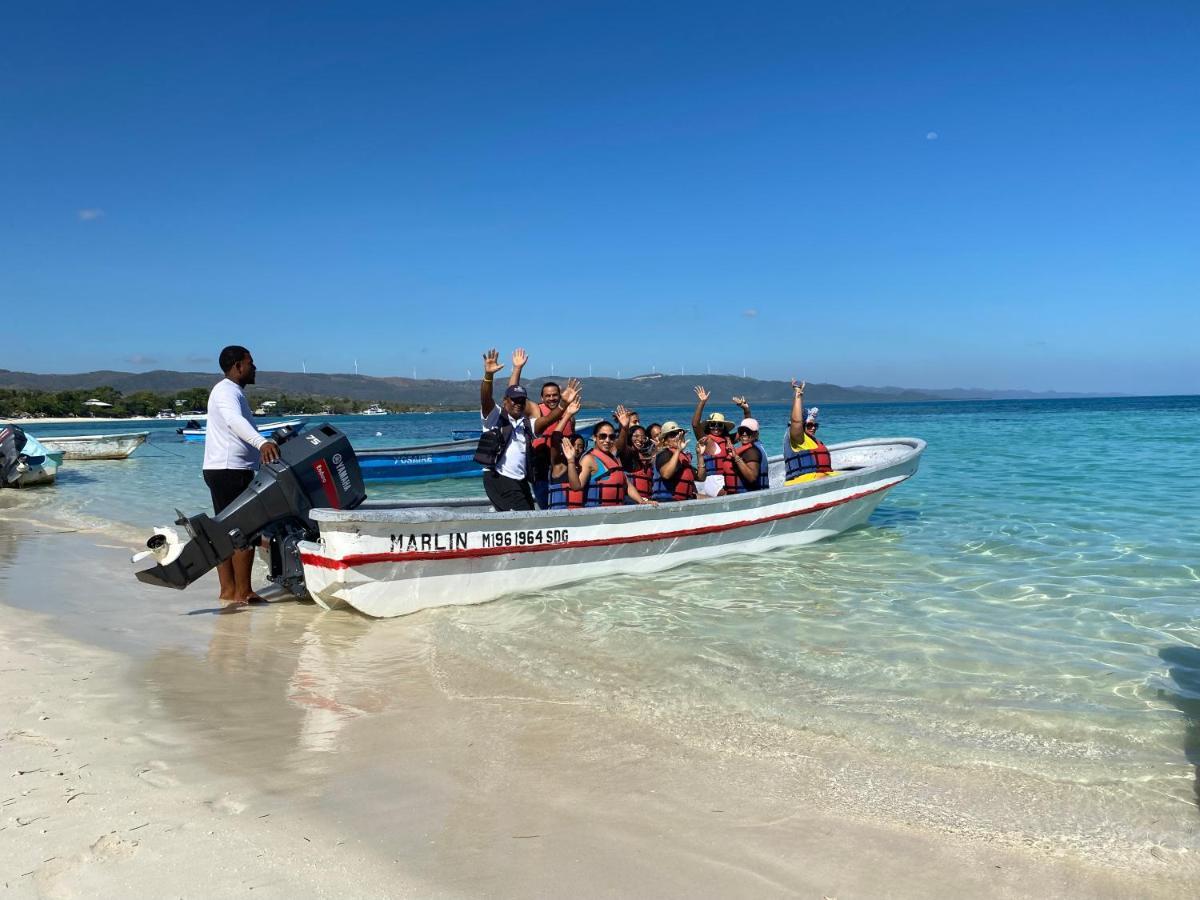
[13,398,1200,860]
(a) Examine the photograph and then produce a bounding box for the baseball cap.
[504,385,529,401]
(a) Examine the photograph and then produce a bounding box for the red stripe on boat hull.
[300,477,906,571]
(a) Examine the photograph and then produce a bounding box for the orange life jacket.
[583,448,628,507]
[652,450,697,502]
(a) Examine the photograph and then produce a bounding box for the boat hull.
[39,431,149,460]
[299,438,924,618]
[179,421,303,443]
[356,441,483,483]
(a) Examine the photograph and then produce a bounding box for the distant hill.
[0,368,1109,408]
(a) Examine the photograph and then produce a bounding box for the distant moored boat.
[177,420,304,443]
[38,431,149,460]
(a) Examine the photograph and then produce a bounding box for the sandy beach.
[1,501,1196,899]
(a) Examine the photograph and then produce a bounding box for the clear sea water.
[10,395,1200,857]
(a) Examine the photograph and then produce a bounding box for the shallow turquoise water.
[11,395,1200,849]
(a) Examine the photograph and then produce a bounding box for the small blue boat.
[357,438,483,483]
[360,418,602,484]
[449,418,600,443]
[177,420,305,443]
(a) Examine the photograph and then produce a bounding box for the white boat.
[362,405,388,416]
[297,437,924,618]
[39,431,149,460]
[178,420,303,443]
[155,410,177,419]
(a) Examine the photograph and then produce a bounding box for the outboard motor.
[133,423,365,596]
[1,425,29,487]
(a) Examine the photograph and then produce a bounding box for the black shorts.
[203,469,256,515]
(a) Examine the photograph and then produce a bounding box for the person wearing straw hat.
[691,385,740,497]
[784,379,838,485]
[650,421,702,501]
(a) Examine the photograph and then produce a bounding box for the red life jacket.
[546,470,585,509]
[531,403,575,452]
[583,448,628,507]
[732,440,770,492]
[784,434,833,481]
[652,450,697,502]
[625,452,654,500]
[702,435,739,494]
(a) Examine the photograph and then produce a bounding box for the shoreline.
[1,507,1197,896]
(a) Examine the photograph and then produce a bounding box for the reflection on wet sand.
[145,603,430,788]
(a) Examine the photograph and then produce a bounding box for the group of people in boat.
[477,348,836,513]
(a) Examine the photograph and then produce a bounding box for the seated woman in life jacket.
[617,423,656,502]
[546,432,589,510]
[561,422,655,507]
[729,417,771,492]
[646,422,663,448]
[784,379,839,485]
[651,421,703,502]
[611,404,639,460]
[690,385,741,497]
[544,395,587,510]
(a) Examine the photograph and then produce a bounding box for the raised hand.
[483,349,505,376]
[732,395,748,408]
[561,377,582,404]
[512,348,528,369]
[614,404,631,427]
[561,437,577,462]
[564,395,582,418]
[791,379,806,397]
[693,385,710,403]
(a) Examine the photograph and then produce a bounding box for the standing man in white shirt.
[477,348,579,512]
[203,345,281,609]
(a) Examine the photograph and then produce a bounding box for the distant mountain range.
[0,368,1114,408]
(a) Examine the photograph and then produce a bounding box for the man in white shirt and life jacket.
[202,345,281,609]
[560,421,655,507]
[476,348,579,512]
[784,379,838,485]
[506,347,577,509]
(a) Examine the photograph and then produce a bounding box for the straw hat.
[701,412,734,432]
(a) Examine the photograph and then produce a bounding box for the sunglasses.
[705,423,726,430]
[594,432,615,441]
[736,428,754,435]
[806,422,819,429]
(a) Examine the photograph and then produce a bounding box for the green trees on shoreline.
[0,388,441,419]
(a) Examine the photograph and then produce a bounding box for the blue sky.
[2,1,1196,394]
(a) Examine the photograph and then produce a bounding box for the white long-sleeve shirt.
[202,378,266,470]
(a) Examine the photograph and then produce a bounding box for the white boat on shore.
[299,437,924,618]
[133,427,923,621]
[39,431,149,460]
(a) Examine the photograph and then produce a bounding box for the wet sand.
[1,514,1197,897]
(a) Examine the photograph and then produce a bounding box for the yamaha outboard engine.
[133,423,365,596]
